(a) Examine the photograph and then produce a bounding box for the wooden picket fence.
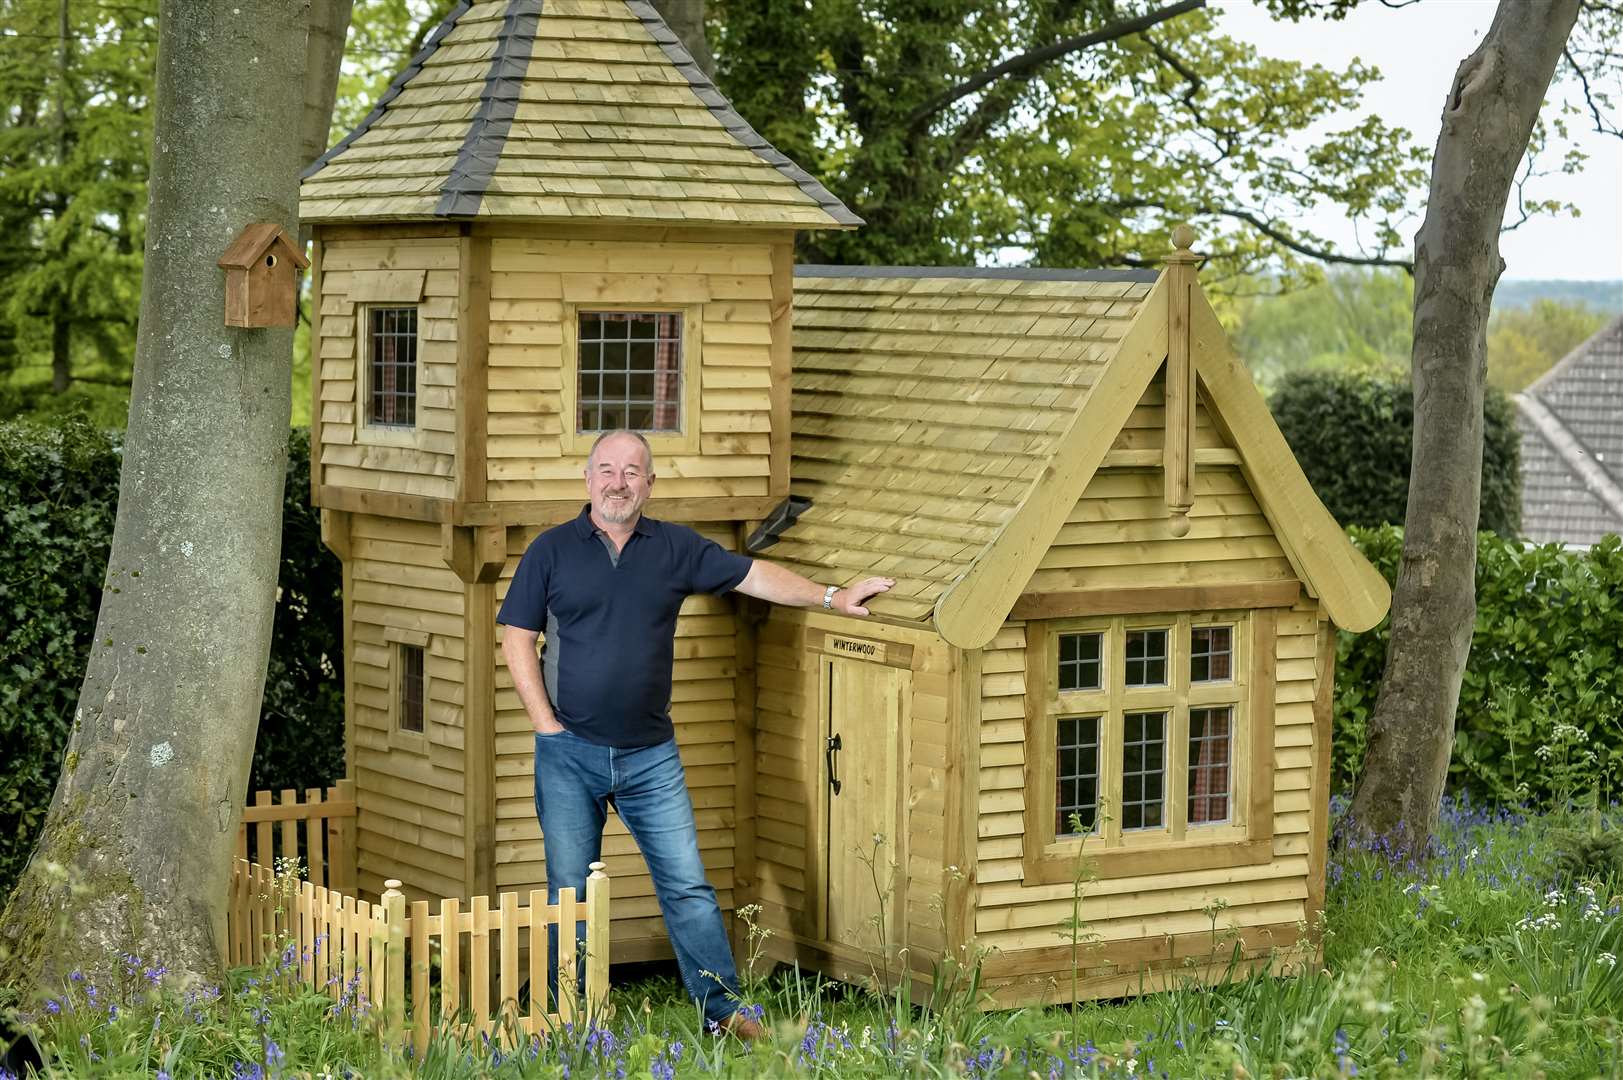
[235,781,357,894]
[227,785,612,1054]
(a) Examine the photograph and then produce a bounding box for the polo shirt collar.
[573,503,653,540]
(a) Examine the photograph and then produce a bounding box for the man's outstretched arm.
[735,560,894,617]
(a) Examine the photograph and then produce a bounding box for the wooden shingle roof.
[301,0,858,228]
[774,267,1160,625]
[779,266,1391,647]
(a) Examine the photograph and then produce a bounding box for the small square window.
[1191,626,1234,683]
[1121,711,1166,831]
[399,643,424,734]
[1125,629,1168,687]
[578,311,681,433]
[1188,707,1233,824]
[1056,715,1100,835]
[367,306,418,427]
[1057,632,1102,692]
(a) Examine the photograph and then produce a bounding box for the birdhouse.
[218,223,309,328]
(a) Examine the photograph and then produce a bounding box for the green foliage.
[711,1,1425,277]
[1548,828,1623,886]
[0,421,343,897]
[1334,528,1623,806]
[1227,268,1414,391]
[0,0,154,411]
[0,416,122,901]
[1270,370,1522,537]
[1487,298,1610,392]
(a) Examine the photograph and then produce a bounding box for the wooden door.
[821,655,908,952]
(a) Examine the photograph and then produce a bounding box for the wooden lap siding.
[490,523,741,961]
[752,610,955,978]
[318,239,461,498]
[349,514,468,900]
[483,235,779,503]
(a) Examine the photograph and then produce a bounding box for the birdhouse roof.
[300,0,858,229]
[217,223,309,270]
[775,266,1391,648]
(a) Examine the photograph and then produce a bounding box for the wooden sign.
[807,629,914,669]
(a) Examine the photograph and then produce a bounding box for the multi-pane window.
[1125,628,1168,686]
[1191,626,1233,682]
[1121,712,1166,830]
[1056,715,1100,835]
[1188,706,1233,824]
[1057,632,1102,691]
[1045,615,1244,848]
[367,306,418,427]
[577,311,682,433]
[399,643,425,734]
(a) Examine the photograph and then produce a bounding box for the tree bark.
[301,0,354,170]
[1347,0,1579,857]
[0,0,308,994]
[652,0,713,80]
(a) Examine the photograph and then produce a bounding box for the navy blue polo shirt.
[496,505,753,748]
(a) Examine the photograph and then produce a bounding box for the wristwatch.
[823,584,839,609]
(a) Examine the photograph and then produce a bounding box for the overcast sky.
[1210,0,1623,283]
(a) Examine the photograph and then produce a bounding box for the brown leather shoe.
[721,1009,766,1042]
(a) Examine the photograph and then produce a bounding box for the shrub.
[0,421,343,896]
[1335,526,1623,806]
[1270,370,1522,538]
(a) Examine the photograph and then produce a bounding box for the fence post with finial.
[585,860,611,1022]
[382,879,406,1052]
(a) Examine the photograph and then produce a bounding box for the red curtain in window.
[653,312,680,430]
[1188,709,1231,824]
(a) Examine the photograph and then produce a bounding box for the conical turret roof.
[301,0,859,229]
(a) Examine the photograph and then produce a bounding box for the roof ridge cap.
[621,1,861,227]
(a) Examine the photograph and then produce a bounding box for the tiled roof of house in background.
[1515,316,1623,546]
[300,0,858,229]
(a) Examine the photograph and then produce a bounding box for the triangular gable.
[932,277,1390,649]
[301,0,858,229]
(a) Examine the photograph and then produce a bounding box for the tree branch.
[1564,46,1621,138]
[903,0,1207,131]
[1214,206,1413,272]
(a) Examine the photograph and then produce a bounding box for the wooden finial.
[1170,222,1197,253]
[1168,510,1191,538]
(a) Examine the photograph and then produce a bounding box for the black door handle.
[826,733,842,795]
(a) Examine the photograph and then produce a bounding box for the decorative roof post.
[1163,224,1199,537]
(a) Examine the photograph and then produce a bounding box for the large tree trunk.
[0,0,308,994]
[1347,0,1578,857]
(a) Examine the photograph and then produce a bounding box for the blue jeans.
[533,729,742,1025]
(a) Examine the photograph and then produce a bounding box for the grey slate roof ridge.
[436,0,544,217]
[1515,392,1623,527]
[1527,314,1623,397]
[301,1,473,182]
[621,0,863,228]
[795,264,1160,283]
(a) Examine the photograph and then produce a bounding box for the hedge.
[1336,526,1623,806]
[1271,370,1522,538]
[0,419,342,897]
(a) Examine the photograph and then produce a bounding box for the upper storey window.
[576,311,682,433]
[366,305,418,427]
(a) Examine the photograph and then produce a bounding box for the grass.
[7,797,1623,1078]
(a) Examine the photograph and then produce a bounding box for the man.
[497,429,892,1039]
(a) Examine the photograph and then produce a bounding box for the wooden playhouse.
[299,0,1390,1006]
